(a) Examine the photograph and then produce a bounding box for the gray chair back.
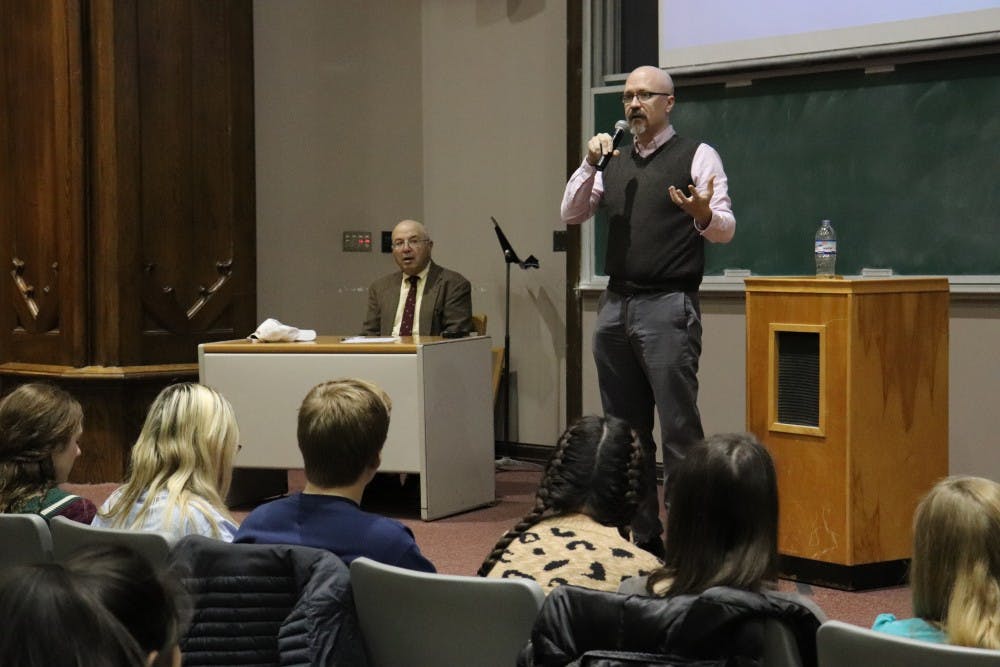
[0,513,53,567]
[818,619,1000,666]
[49,515,174,566]
[349,556,545,667]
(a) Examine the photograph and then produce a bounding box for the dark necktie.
[398,275,419,336]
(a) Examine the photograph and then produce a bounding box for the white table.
[199,335,495,520]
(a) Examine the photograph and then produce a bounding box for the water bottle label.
[815,240,837,255]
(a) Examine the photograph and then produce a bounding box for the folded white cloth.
[249,318,317,343]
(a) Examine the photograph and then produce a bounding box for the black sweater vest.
[600,134,703,289]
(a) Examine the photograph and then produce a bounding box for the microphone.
[595,120,630,171]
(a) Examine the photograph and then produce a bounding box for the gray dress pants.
[592,288,704,545]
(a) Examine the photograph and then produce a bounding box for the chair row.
[157,536,545,667]
[4,513,999,666]
[0,515,543,666]
[0,512,174,567]
[817,621,1000,666]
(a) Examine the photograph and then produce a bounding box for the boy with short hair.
[234,378,435,572]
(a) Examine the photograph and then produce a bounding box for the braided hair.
[477,415,643,577]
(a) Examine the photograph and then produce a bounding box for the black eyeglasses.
[622,91,673,104]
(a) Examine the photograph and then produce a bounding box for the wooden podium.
[199,335,495,520]
[745,277,949,589]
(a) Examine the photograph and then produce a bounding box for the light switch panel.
[343,231,372,252]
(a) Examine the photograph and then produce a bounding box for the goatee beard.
[628,118,646,136]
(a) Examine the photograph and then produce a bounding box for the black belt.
[607,277,700,296]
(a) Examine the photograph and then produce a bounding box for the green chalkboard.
[592,53,1000,277]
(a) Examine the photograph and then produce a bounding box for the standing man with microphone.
[560,65,735,557]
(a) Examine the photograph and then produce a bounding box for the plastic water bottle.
[814,219,837,276]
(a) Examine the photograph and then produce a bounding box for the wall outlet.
[342,231,372,252]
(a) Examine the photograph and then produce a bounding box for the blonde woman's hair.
[911,475,1000,649]
[100,383,238,537]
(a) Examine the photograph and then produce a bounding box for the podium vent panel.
[776,331,820,427]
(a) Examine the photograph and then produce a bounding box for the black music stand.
[491,217,538,449]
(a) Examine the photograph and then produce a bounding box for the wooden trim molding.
[767,322,827,438]
[0,362,198,380]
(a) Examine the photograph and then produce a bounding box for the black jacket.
[519,585,822,667]
[171,535,368,666]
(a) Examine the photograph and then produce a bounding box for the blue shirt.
[234,492,435,572]
[94,489,237,542]
[872,613,947,643]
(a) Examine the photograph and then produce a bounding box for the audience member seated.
[362,219,473,336]
[234,378,435,572]
[94,383,239,542]
[873,475,1000,648]
[0,545,185,667]
[171,535,366,666]
[0,383,96,523]
[65,543,187,667]
[621,432,780,598]
[519,433,825,666]
[478,415,661,593]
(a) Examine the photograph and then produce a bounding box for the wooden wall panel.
[133,0,256,364]
[0,367,197,482]
[89,0,142,365]
[0,0,255,482]
[0,1,87,366]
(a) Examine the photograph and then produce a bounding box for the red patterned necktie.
[398,275,419,336]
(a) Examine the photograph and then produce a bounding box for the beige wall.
[254,0,424,333]
[255,0,567,445]
[254,1,1000,472]
[420,1,568,443]
[949,301,1000,478]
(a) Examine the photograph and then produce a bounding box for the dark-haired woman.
[0,544,187,667]
[0,383,96,523]
[479,415,661,593]
[65,544,188,667]
[624,431,781,597]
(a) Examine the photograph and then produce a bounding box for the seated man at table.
[233,378,436,572]
[362,219,473,336]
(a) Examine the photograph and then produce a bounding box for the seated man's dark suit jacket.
[363,261,473,336]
